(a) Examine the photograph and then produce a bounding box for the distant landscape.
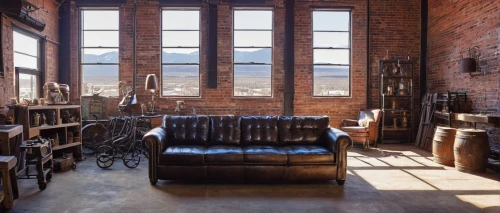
[82,49,349,96]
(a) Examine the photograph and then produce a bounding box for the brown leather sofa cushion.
[163,116,209,145]
[204,145,243,164]
[159,145,206,165]
[241,116,279,146]
[210,116,241,145]
[279,116,329,145]
[284,145,334,164]
[243,145,287,164]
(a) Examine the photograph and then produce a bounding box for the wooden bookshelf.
[16,105,83,161]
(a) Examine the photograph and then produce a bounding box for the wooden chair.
[0,156,19,209]
[340,109,383,149]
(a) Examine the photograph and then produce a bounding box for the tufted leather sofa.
[143,116,352,185]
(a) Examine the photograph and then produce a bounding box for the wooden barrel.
[432,126,457,166]
[453,129,490,173]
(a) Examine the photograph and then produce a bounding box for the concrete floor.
[5,144,500,213]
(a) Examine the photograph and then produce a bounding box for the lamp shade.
[460,58,477,73]
[145,74,158,90]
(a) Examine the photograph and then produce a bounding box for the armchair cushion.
[340,126,369,133]
[358,118,375,127]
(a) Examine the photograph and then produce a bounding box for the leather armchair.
[340,109,382,149]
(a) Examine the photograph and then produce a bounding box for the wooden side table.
[0,125,23,156]
[0,156,18,209]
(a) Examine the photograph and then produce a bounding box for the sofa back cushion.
[162,116,209,145]
[279,116,329,145]
[241,116,279,146]
[209,116,241,145]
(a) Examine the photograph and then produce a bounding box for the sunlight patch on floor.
[456,195,500,209]
[352,169,437,190]
[348,156,391,167]
[375,155,428,168]
[405,156,443,167]
[405,170,500,191]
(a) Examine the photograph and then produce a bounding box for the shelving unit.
[16,105,83,161]
[379,59,414,143]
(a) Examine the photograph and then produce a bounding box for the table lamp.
[145,74,158,114]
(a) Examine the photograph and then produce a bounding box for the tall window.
[233,9,273,97]
[312,10,351,97]
[13,29,43,100]
[162,9,200,97]
[81,9,119,96]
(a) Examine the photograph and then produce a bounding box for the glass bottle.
[402,112,408,128]
[399,78,405,95]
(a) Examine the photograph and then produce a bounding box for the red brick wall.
[369,0,421,140]
[66,0,422,129]
[294,0,368,127]
[427,0,500,150]
[1,0,59,113]
[369,0,421,108]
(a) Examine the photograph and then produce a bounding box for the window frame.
[13,26,45,100]
[232,8,274,98]
[160,8,201,97]
[312,9,352,97]
[79,8,120,97]
[15,67,43,101]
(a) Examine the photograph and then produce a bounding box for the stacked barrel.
[432,127,490,173]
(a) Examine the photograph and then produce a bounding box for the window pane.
[18,73,38,99]
[234,31,272,47]
[83,31,119,47]
[234,65,271,97]
[162,10,199,30]
[14,53,38,69]
[313,11,350,31]
[162,48,199,64]
[13,31,38,56]
[83,10,119,30]
[162,65,199,96]
[234,48,271,64]
[82,65,119,97]
[314,49,350,65]
[82,48,119,63]
[162,31,199,47]
[314,65,349,96]
[313,32,349,48]
[234,10,272,30]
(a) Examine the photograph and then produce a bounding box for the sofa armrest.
[324,128,353,153]
[142,127,167,185]
[323,128,352,183]
[342,119,359,127]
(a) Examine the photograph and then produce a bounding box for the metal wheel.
[96,145,115,168]
[136,119,151,138]
[82,123,110,155]
[123,145,141,168]
[46,173,52,181]
[38,182,47,190]
[136,119,151,158]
